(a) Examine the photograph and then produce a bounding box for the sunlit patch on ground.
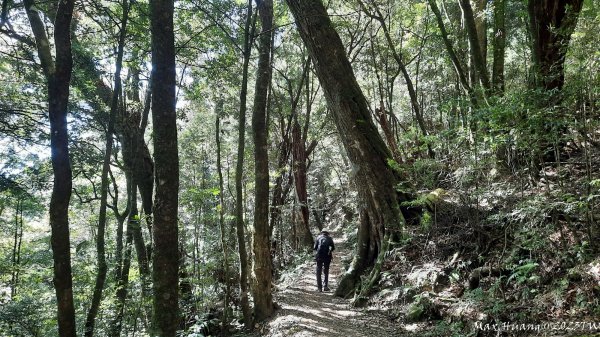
[264,232,410,337]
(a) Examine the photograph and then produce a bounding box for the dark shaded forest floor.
[262,232,409,337]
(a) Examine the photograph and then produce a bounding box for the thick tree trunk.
[335,207,373,298]
[252,0,275,322]
[474,0,487,65]
[492,0,506,94]
[24,0,77,335]
[84,2,129,335]
[235,0,255,328]
[286,0,407,297]
[528,0,583,92]
[150,0,179,335]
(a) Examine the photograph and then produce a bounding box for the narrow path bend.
[264,232,406,337]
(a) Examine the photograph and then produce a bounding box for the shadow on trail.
[265,232,406,337]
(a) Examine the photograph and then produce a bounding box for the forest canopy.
[1,0,599,336]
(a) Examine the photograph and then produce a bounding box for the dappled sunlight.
[265,232,407,337]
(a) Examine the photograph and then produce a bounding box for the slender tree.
[150,0,179,335]
[492,0,506,94]
[427,0,473,99]
[234,0,255,327]
[458,0,491,91]
[215,99,231,335]
[252,0,275,321]
[357,0,434,158]
[23,0,77,335]
[84,1,130,336]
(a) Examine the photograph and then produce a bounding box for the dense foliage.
[1,0,599,336]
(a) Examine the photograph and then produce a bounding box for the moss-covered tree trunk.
[150,0,179,335]
[285,0,407,298]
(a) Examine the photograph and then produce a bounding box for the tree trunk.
[292,118,314,248]
[458,0,490,91]
[269,124,291,236]
[528,0,583,92]
[235,0,255,328]
[358,0,434,158]
[84,2,129,335]
[150,0,179,334]
[111,169,130,282]
[474,0,487,65]
[492,0,506,94]
[285,0,408,297]
[427,0,476,102]
[70,32,155,227]
[10,198,23,299]
[215,100,231,334]
[109,177,135,337]
[24,0,77,335]
[252,0,275,321]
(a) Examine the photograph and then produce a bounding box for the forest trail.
[264,232,407,337]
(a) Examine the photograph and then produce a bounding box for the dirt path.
[264,232,407,337]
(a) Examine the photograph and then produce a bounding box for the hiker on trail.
[314,230,335,292]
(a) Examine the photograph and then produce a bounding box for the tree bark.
[292,117,314,247]
[24,0,77,335]
[110,169,130,282]
[269,117,291,237]
[458,0,491,91]
[492,0,506,94]
[285,0,407,296]
[215,100,231,334]
[235,0,255,328]
[84,2,129,335]
[109,176,136,337]
[150,0,179,334]
[528,0,583,92]
[474,0,487,65]
[10,198,23,299]
[252,0,275,321]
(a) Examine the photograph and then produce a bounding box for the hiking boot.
[317,287,322,292]
[323,286,330,292]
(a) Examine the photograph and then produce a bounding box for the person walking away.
[314,230,335,292]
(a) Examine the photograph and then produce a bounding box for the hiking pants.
[316,256,332,289]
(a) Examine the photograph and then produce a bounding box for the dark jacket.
[314,234,335,260]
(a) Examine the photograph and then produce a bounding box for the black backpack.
[316,235,333,257]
